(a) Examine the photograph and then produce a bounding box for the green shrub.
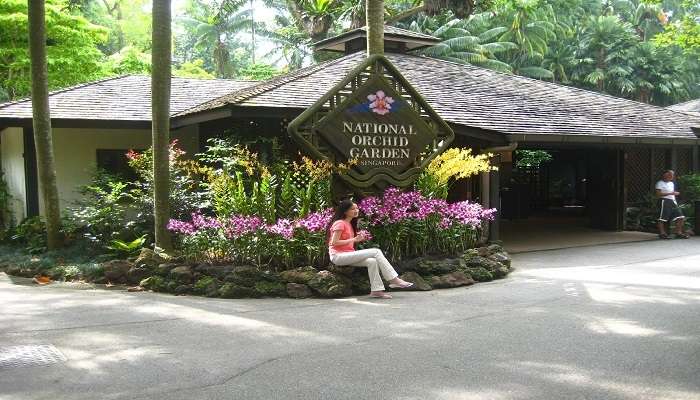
[67,170,135,246]
[10,217,47,254]
[106,236,146,258]
[0,170,12,232]
[677,174,700,203]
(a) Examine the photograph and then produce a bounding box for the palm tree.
[542,40,576,82]
[497,0,558,79]
[27,0,62,249]
[367,0,384,54]
[388,0,477,23]
[181,0,252,78]
[625,41,691,104]
[340,0,365,29]
[577,15,636,92]
[414,14,516,73]
[152,0,172,251]
[262,13,311,70]
[284,0,342,43]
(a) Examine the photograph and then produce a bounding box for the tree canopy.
[0,0,107,101]
[0,0,697,105]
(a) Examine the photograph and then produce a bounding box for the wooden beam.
[488,161,501,241]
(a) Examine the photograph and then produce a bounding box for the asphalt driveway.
[1,239,699,400]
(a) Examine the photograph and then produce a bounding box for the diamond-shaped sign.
[288,54,454,188]
[316,74,437,176]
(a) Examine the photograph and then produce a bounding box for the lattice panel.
[676,148,692,176]
[625,148,651,203]
[651,148,668,179]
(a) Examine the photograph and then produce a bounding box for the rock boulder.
[279,266,318,284]
[102,260,133,282]
[429,271,475,288]
[218,283,258,298]
[308,270,353,298]
[397,272,432,291]
[286,283,313,299]
[135,248,167,268]
[169,266,194,284]
[126,266,151,285]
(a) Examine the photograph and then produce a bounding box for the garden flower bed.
[0,140,513,297]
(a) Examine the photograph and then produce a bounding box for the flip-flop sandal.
[369,292,393,299]
[388,281,414,289]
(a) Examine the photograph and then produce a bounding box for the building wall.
[0,127,27,223]
[2,124,199,221]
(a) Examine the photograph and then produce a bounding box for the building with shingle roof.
[176,51,700,144]
[0,75,254,126]
[0,75,254,220]
[1,27,698,237]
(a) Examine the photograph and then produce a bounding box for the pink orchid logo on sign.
[367,90,394,115]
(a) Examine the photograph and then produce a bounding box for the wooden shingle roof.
[178,52,700,142]
[314,25,440,52]
[0,75,255,122]
[668,99,700,116]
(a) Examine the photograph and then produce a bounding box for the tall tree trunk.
[27,0,62,249]
[366,0,384,56]
[152,0,172,251]
[250,0,256,65]
[596,48,606,92]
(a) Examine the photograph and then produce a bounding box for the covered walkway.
[501,217,657,253]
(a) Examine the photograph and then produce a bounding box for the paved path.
[1,239,699,400]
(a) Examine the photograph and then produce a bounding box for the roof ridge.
[0,74,131,110]
[175,55,356,117]
[668,98,700,107]
[405,54,688,118]
[123,74,259,83]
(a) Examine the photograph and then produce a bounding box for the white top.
[655,180,676,201]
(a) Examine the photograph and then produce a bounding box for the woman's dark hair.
[326,199,358,239]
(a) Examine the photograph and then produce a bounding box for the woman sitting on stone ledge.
[327,200,413,299]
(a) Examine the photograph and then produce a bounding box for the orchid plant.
[168,187,495,268]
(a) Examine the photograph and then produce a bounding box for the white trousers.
[330,248,399,292]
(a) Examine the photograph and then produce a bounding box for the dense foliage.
[0,171,12,236]
[0,0,107,101]
[403,0,700,105]
[8,138,494,269]
[1,0,695,104]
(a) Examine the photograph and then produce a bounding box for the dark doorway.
[500,148,624,231]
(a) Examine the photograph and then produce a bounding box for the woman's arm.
[329,229,364,246]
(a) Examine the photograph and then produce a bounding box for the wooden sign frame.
[288,54,455,188]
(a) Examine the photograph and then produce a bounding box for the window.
[96,149,141,181]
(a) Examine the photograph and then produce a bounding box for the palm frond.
[518,66,555,79]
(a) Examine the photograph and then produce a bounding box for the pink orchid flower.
[367,90,394,115]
